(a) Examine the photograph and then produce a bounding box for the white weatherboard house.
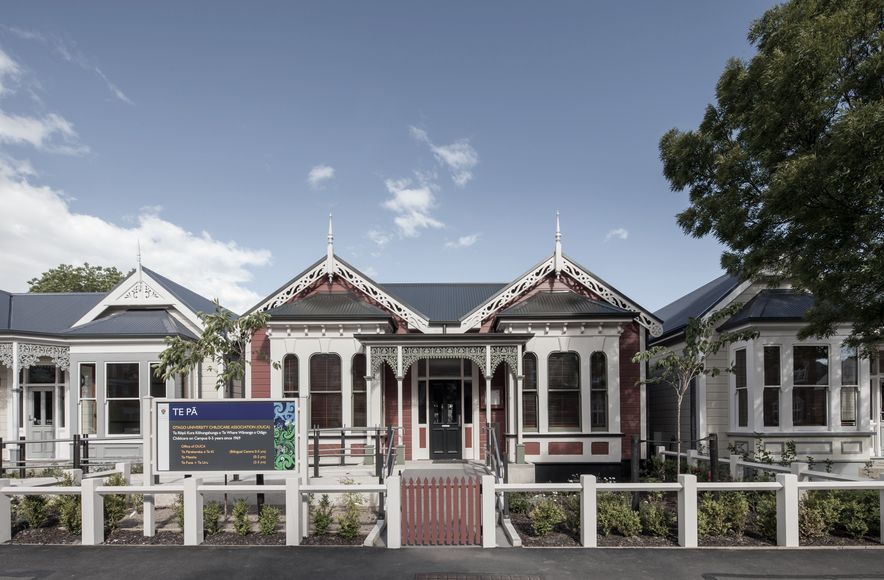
[0,262,229,464]
[648,275,882,475]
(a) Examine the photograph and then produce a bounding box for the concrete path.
[1,545,883,579]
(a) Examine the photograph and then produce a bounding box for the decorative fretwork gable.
[459,255,663,337]
[250,255,431,332]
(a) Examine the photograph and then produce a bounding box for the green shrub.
[203,501,223,536]
[561,493,581,535]
[55,473,81,533]
[508,493,534,515]
[173,495,185,530]
[640,499,670,537]
[312,494,333,535]
[337,484,364,541]
[18,495,50,529]
[698,492,748,537]
[258,505,281,536]
[232,499,251,536]
[799,500,827,541]
[103,473,129,532]
[597,493,640,537]
[841,501,869,539]
[752,492,777,542]
[529,499,565,537]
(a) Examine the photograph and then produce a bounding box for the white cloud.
[307,164,335,188]
[409,125,478,187]
[444,233,480,249]
[0,110,88,154]
[382,177,444,237]
[0,49,21,95]
[2,26,133,105]
[605,228,629,242]
[0,158,271,313]
[367,229,393,248]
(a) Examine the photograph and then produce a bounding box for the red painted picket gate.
[401,476,482,546]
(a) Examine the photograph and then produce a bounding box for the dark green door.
[430,380,462,459]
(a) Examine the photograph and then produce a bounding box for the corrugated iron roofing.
[380,283,507,322]
[652,273,742,342]
[265,292,390,319]
[718,289,813,331]
[61,309,198,339]
[142,266,223,316]
[6,292,107,333]
[497,291,634,318]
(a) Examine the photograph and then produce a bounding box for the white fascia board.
[72,270,204,331]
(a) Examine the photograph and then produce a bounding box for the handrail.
[383,425,396,479]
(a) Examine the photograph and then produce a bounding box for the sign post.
[155,400,298,475]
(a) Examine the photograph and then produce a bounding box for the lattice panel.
[121,281,163,301]
[257,261,327,312]
[489,345,518,375]
[333,263,429,332]
[18,343,70,370]
[401,346,487,376]
[370,346,399,377]
[0,343,12,368]
[459,258,555,331]
[560,258,663,336]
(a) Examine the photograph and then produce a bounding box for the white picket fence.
[2,472,883,548]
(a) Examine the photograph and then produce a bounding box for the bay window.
[522,353,538,432]
[735,349,748,428]
[590,352,607,431]
[840,345,858,427]
[106,363,140,435]
[763,346,780,427]
[352,353,367,427]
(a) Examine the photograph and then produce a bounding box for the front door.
[430,380,462,460]
[28,387,55,459]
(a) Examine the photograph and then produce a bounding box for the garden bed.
[104,530,184,545]
[301,533,368,546]
[8,527,80,545]
[202,531,286,545]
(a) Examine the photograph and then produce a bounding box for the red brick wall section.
[524,442,540,455]
[383,365,414,460]
[549,442,583,455]
[591,441,610,455]
[250,327,271,398]
[619,322,642,459]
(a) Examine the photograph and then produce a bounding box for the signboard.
[155,400,297,473]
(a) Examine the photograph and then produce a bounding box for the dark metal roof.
[718,289,813,331]
[265,292,391,320]
[380,283,507,322]
[497,291,635,319]
[3,292,107,333]
[61,309,198,339]
[652,274,742,343]
[142,266,224,316]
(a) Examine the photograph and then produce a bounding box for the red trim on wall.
[465,426,472,448]
[591,441,610,455]
[419,427,426,449]
[549,441,583,455]
[250,328,271,398]
[524,442,540,455]
[619,322,642,460]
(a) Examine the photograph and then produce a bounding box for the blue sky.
[0,1,779,313]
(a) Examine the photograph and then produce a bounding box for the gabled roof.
[380,283,506,322]
[265,292,391,321]
[497,290,635,320]
[61,309,198,339]
[718,289,813,331]
[1,292,107,334]
[652,274,742,342]
[141,266,223,316]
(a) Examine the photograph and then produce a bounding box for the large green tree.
[28,263,129,293]
[660,0,883,351]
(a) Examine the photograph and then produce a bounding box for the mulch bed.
[801,534,881,547]
[511,513,579,547]
[699,534,773,547]
[202,532,286,545]
[8,527,80,545]
[105,530,184,545]
[301,533,367,546]
[598,534,678,547]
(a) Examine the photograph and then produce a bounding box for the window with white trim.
[792,345,828,427]
[547,352,580,431]
[763,346,780,427]
[735,349,748,428]
[352,353,367,428]
[283,354,299,398]
[310,354,342,429]
[106,363,140,435]
[590,352,607,431]
[522,353,538,432]
[840,345,858,427]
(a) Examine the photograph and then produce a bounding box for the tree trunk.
[675,393,683,476]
